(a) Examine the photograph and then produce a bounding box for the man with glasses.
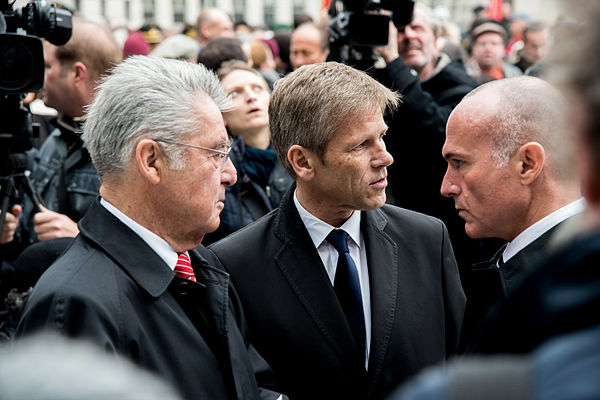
[17,56,262,400]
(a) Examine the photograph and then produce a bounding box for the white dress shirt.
[503,198,586,263]
[100,197,187,271]
[293,190,371,368]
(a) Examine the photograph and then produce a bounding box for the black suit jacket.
[17,200,260,400]
[463,219,574,352]
[210,188,466,399]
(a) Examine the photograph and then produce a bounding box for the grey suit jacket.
[210,188,466,400]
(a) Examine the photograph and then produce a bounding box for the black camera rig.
[0,0,72,233]
[328,0,415,71]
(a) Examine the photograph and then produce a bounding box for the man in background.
[289,22,329,70]
[0,18,121,258]
[195,8,235,50]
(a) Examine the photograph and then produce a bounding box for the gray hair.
[463,76,572,180]
[269,62,400,179]
[82,55,230,181]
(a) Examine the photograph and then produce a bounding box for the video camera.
[0,0,72,234]
[328,0,415,71]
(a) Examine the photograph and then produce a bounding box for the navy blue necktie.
[326,229,366,361]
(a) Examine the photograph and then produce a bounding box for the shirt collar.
[100,197,185,270]
[504,198,586,262]
[293,189,362,249]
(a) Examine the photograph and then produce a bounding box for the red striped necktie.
[175,253,196,282]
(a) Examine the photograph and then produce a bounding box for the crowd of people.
[1,0,599,399]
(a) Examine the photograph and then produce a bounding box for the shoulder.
[427,60,478,94]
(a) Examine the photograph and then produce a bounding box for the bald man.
[195,8,235,49]
[440,76,583,348]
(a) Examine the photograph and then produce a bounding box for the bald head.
[196,8,234,45]
[458,76,572,180]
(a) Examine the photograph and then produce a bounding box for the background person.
[203,60,292,244]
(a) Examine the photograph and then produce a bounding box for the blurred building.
[37,0,561,33]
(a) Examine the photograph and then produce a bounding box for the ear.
[135,139,165,185]
[72,61,88,84]
[288,144,317,182]
[514,142,545,185]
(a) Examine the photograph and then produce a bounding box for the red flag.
[322,0,332,10]
[486,0,503,21]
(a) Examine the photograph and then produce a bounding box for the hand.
[33,206,79,241]
[374,21,400,64]
[1,205,22,244]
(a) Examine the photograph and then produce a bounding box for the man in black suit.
[210,62,466,400]
[440,76,584,349]
[17,56,261,400]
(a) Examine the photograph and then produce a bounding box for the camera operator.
[1,17,121,260]
[372,3,491,271]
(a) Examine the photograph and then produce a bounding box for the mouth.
[370,176,387,188]
[247,107,262,115]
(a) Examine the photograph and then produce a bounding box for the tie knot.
[175,253,196,282]
[326,229,350,254]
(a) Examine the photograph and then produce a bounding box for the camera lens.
[0,34,44,93]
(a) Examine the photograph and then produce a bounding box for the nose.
[373,140,394,168]
[245,87,258,102]
[440,167,459,197]
[221,157,237,187]
[403,25,417,39]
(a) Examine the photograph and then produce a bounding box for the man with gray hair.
[440,76,583,348]
[211,62,466,399]
[17,56,261,400]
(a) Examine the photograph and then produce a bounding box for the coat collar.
[79,199,222,298]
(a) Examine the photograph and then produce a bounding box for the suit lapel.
[361,209,398,394]
[274,189,364,367]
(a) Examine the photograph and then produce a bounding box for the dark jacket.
[17,200,261,400]
[460,221,569,352]
[3,116,99,260]
[210,187,466,400]
[469,228,600,355]
[204,137,292,244]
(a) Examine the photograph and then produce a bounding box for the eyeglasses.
[155,138,232,170]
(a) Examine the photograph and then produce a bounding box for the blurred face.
[522,29,550,64]
[206,13,234,40]
[471,32,506,70]
[159,97,237,244]
[441,101,526,241]
[308,109,394,221]
[290,26,328,70]
[397,8,438,74]
[42,42,74,114]
[221,69,270,137]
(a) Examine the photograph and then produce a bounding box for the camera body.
[0,1,72,226]
[329,0,415,48]
[328,0,414,70]
[0,1,72,94]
